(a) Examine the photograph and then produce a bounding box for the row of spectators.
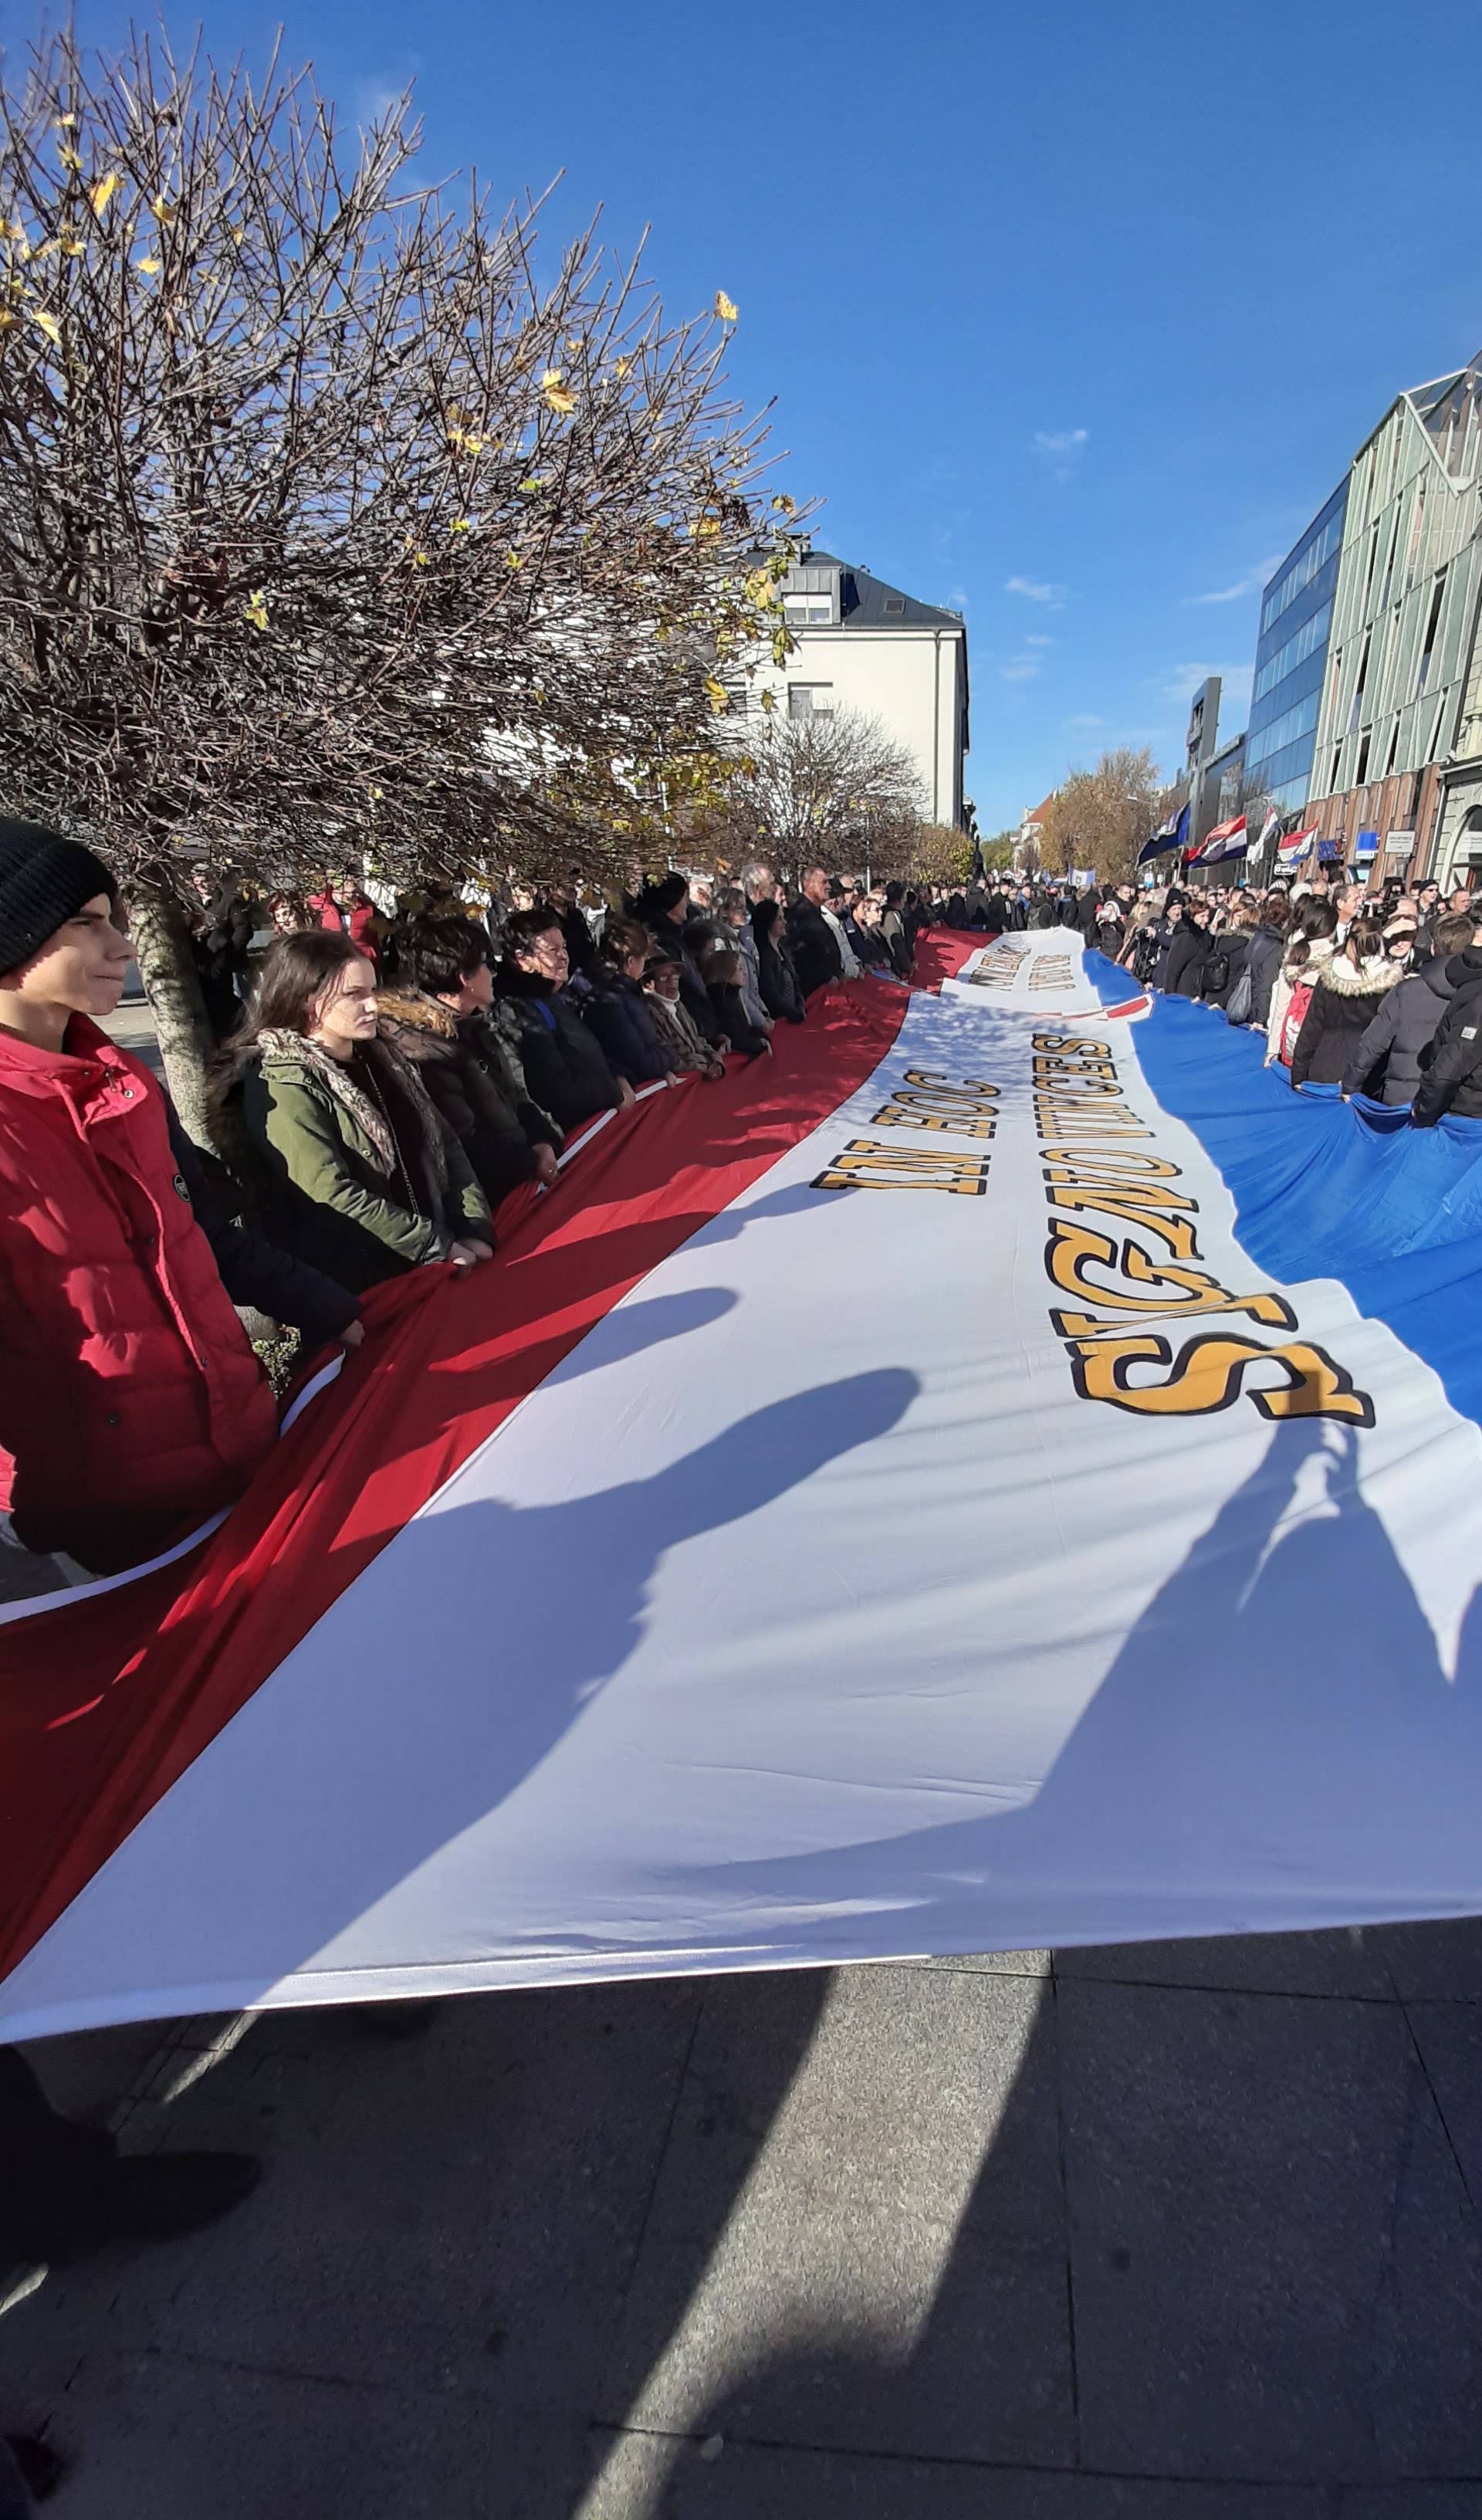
[1109,870,1482,1124]
[0,823,947,1580]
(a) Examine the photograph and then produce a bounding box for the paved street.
[7,1925,1482,2515]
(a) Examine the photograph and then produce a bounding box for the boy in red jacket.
[0,818,279,1572]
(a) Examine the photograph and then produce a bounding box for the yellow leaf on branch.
[151,195,177,225]
[242,588,269,632]
[57,147,83,174]
[760,688,777,714]
[89,172,119,216]
[614,357,632,379]
[135,255,161,275]
[703,676,730,716]
[448,517,472,534]
[714,290,739,323]
[30,308,60,344]
[541,368,577,416]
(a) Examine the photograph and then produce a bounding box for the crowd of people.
[1097,866,1482,1119]
[0,825,958,1586]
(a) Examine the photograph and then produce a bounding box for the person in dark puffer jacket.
[1410,943,1482,1127]
[490,908,635,1133]
[1343,913,1477,1105]
[1162,902,1214,998]
[1289,919,1403,1091]
[1243,894,1291,1028]
[633,874,723,1045]
[580,916,675,1085]
[377,915,562,1208]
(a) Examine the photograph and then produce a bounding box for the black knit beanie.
[0,818,119,981]
[638,873,689,920]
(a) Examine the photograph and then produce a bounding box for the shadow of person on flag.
[673,1415,1482,1953]
[34,1367,921,2018]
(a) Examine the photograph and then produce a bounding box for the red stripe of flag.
[0,964,953,1982]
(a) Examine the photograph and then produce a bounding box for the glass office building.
[1243,484,1348,822]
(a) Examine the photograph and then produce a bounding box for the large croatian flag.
[5,928,1482,2041]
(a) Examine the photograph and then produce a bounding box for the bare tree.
[0,25,797,1133]
[693,704,922,884]
[1040,746,1166,884]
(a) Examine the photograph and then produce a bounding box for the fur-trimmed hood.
[377,987,459,1042]
[1318,952,1404,998]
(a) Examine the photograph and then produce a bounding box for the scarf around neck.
[254,1027,396,1175]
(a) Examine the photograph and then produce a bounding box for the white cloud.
[1032,427,1088,484]
[1153,662,1254,713]
[1068,712,1108,729]
[1006,575,1067,608]
[1002,655,1041,683]
[1184,556,1282,605]
[1025,633,1054,648]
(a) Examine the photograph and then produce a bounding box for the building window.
[787,683,834,720]
[1418,574,1446,692]
[783,596,833,626]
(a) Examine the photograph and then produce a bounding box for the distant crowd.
[1108,869,1482,1123]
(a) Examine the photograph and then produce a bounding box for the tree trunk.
[127,880,218,1148]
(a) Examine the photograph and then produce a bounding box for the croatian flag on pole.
[1197,813,1247,863]
[5,929,1482,2042]
[1278,825,1319,867]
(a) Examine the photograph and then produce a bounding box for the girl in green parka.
[215,930,494,1295]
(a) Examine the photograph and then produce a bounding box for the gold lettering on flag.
[1030,1034,1374,1425]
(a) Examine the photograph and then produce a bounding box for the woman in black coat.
[1290,922,1403,1090]
[579,917,673,1086]
[752,898,806,1023]
[1162,905,1214,998]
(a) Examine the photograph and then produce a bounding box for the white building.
[736,545,970,829]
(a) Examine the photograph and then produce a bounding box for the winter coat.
[946,892,969,929]
[980,892,1009,934]
[1027,889,1057,931]
[0,1015,277,1571]
[191,893,255,1042]
[1411,950,1482,1126]
[707,979,770,1058]
[1266,938,1336,1062]
[643,985,719,1074]
[821,906,861,980]
[557,901,597,977]
[1162,920,1213,999]
[844,916,893,974]
[876,906,912,979]
[726,920,770,1031]
[489,964,625,1131]
[787,898,845,997]
[1290,952,1403,1090]
[229,1031,492,1292]
[577,965,673,1086]
[753,910,807,1021]
[308,892,384,968]
[1342,954,1461,1106]
[1244,923,1286,1027]
[167,1114,358,1346]
[1200,928,1253,1010]
[376,988,559,1204]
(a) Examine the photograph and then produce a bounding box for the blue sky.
[73,0,1482,831]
